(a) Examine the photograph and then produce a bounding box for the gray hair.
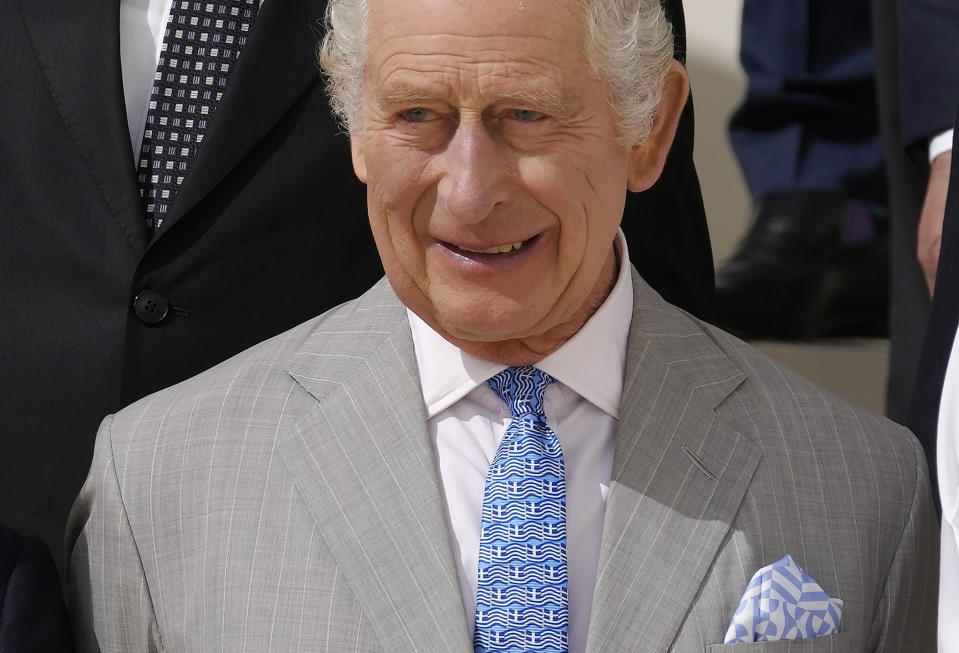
[318,0,674,145]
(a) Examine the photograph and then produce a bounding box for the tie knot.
[488,366,555,419]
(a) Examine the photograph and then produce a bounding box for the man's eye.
[511,109,545,122]
[402,108,436,122]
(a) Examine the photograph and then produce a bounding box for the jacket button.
[133,290,169,325]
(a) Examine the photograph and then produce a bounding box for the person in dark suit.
[871,0,931,424]
[912,141,959,648]
[900,0,959,490]
[0,0,712,569]
[0,524,72,652]
[897,0,959,646]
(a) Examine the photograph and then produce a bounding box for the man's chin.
[431,310,543,344]
[440,331,550,366]
[428,312,570,365]
[395,282,565,359]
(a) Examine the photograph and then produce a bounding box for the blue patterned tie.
[137,0,258,233]
[474,366,569,653]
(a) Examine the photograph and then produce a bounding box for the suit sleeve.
[898,0,959,148]
[869,432,939,651]
[0,526,72,653]
[66,416,164,653]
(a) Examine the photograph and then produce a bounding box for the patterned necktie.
[137,0,258,233]
[474,366,569,653]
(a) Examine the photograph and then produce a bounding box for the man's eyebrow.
[378,88,445,106]
[376,85,578,119]
[493,88,573,116]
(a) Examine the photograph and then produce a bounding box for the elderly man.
[67,0,937,650]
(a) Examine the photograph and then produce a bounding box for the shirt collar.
[408,230,633,419]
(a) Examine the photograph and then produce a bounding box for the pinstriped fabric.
[68,286,397,652]
[67,275,938,653]
[281,332,472,652]
[705,632,856,651]
[653,324,936,652]
[584,271,937,652]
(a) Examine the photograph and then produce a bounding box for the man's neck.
[441,246,620,366]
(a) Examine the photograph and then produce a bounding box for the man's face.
[352,0,681,363]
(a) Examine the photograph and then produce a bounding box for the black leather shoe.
[713,191,889,340]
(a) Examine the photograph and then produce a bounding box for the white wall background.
[683,0,750,262]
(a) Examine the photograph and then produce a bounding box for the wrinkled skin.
[351,0,689,364]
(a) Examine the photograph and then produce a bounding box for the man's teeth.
[459,241,525,254]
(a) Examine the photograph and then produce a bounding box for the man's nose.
[437,119,509,224]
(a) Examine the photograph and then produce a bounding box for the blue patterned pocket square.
[724,555,843,643]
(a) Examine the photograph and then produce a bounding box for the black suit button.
[133,290,170,325]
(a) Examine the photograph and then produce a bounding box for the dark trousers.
[730,0,886,204]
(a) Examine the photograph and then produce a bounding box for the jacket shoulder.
[106,278,404,449]
[697,321,931,528]
[703,325,917,458]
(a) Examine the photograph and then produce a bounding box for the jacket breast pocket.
[704,632,855,652]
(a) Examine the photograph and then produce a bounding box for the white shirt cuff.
[929,129,954,164]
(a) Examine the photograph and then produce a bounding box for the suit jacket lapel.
[163,0,328,230]
[587,272,760,653]
[17,0,146,251]
[279,281,474,653]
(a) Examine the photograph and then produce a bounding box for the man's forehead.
[364,0,592,97]
[367,0,581,15]
[366,38,591,116]
[366,0,584,42]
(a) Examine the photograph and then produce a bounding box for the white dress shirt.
[119,0,266,161]
[937,326,959,653]
[409,231,633,653]
[930,129,955,164]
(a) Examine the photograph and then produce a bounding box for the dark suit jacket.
[873,0,931,423]
[0,0,711,566]
[0,525,71,652]
[898,0,959,150]
[901,0,959,504]
[910,120,959,506]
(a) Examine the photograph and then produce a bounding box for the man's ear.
[350,130,368,183]
[626,59,689,192]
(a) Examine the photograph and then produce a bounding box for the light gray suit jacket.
[67,273,938,652]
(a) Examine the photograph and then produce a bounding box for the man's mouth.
[453,237,533,255]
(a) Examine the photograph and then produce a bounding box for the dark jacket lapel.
[163,0,329,230]
[16,0,146,251]
[587,272,760,653]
